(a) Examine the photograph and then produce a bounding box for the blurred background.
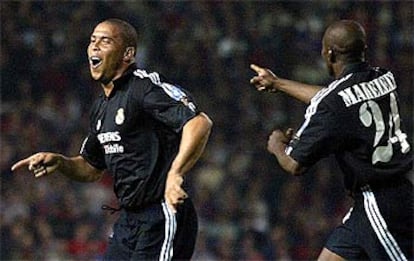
[1,1,413,260]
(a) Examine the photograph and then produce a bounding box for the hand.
[164,172,188,213]
[250,64,279,93]
[11,152,60,178]
[267,128,294,155]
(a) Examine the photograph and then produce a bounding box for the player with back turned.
[250,20,413,260]
[12,18,213,260]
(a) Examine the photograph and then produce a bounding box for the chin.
[89,71,101,81]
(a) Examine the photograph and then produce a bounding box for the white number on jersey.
[359,92,411,164]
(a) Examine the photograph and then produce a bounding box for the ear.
[328,48,336,63]
[123,47,135,62]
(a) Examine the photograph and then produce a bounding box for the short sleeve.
[287,101,343,167]
[80,133,106,170]
[142,81,198,133]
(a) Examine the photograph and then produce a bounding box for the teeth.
[90,56,102,68]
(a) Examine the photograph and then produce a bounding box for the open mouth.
[89,56,103,68]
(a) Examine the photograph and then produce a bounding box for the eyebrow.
[91,34,115,41]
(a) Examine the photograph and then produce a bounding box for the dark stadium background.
[1,1,412,260]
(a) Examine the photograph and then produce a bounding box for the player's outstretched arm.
[250,64,324,104]
[165,112,213,212]
[11,153,103,182]
[267,129,306,176]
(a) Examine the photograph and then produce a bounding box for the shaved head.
[323,20,367,62]
[321,20,367,77]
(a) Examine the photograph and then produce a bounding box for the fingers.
[270,129,284,140]
[250,64,278,93]
[267,129,286,154]
[11,153,50,178]
[166,201,177,213]
[166,193,187,214]
[32,164,48,178]
[165,175,188,213]
[167,186,188,203]
[250,64,266,82]
[250,76,264,88]
[168,189,188,205]
[268,128,294,147]
[250,64,264,73]
[11,158,31,171]
[249,75,261,84]
[250,75,271,92]
[250,64,276,77]
[285,128,294,139]
[268,130,287,145]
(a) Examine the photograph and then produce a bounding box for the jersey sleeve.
[141,79,199,133]
[80,133,106,170]
[288,101,343,167]
[79,101,106,170]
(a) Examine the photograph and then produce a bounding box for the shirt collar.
[339,61,370,78]
[113,63,137,87]
[101,63,137,99]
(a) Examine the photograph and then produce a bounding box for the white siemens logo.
[103,144,124,154]
[97,131,124,154]
[97,131,121,143]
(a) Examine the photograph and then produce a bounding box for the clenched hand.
[164,172,188,213]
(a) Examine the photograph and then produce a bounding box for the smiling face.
[87,22,126,85]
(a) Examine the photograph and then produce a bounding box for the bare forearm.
[274,78,323,104]
[271,142,305,176]
[164,113,211,211]
[11,152,103,182]
[170,112,213,176]
[267,129,305,176]
[58,155,103,182]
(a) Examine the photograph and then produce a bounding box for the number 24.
[359,92,411,164]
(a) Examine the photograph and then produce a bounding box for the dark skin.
[251,20,367,261]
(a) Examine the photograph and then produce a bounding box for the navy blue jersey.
[80,64,198,209]
[287,62,413,191]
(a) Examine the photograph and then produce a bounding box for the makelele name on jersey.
[97,131,124,154]
[338,71,396,107]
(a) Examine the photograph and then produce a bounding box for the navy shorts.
[104,198,198,261]
[325,177,413,260]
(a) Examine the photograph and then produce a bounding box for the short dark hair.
[104,18,138,50]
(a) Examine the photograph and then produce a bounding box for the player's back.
[323,63,412,190]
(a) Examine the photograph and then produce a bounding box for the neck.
[101,81,114,97]
[332,61,346,79]
[333,57,365,79]
[100,62,133,97]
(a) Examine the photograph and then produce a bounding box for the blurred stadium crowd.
[1,1,413,260]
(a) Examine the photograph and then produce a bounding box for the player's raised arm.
[250,64,324,104]
[11,152,103,182]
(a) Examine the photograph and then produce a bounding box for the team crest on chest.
[115,108,125,125]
